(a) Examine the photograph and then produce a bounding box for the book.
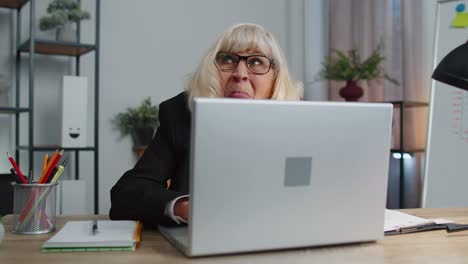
[384,209,452,235]
[42,220,142,252]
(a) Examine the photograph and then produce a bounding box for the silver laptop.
[159,98,393,257]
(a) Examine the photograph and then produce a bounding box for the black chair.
[0,174,15,216]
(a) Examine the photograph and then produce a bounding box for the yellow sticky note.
[451,12,468,28]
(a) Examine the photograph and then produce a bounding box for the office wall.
[0,0,328,214]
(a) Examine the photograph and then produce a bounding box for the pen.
[10,168,21,183]
[92,219,99,235]
[446,223,468,233]
[27,170,33,183]
[46,167,58,183]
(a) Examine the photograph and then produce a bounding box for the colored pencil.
[7,152,27,183]
[40,150,63,184]
[41,154,49,178]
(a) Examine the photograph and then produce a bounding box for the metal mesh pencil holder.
[11,182,59,234]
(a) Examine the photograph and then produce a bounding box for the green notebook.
[42,220,141,252]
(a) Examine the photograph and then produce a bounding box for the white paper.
[43,220,137,248]
[384,209,441,232]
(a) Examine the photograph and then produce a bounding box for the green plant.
[113,97,160,139]
[317,43,399,85]
[39,0,90,31]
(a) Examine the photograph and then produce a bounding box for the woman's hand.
[174,197,190,222]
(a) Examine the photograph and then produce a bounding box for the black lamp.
[432,40,468,90]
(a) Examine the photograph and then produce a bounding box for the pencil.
[7,152,27,183]
[40,150,64,184]
[41,154,49,178]
[39,150,57,181]
[38,152,52,182]
[133,221,143,247]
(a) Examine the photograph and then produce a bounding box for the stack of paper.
[42,220,142,252]
[384,209,452,234]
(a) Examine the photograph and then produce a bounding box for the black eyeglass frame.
[214,51,275,75]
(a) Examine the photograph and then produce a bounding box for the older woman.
[110,23,303,227]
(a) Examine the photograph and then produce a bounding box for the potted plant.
[113,97,160,150]
[39,0,91,41]
[317,43,398,101]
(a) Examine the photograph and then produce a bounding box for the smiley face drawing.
[68,127,81,139]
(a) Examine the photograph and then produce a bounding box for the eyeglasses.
[215,52,274,75]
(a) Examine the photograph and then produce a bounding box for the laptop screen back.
[188,98,392,256]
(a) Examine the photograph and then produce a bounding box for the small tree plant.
[39,0,90,32]
[113,97,160,147]
[317,43,399,85]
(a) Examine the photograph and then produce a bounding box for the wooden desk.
[1,208,468,263]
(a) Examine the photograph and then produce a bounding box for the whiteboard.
[422,0,468,207]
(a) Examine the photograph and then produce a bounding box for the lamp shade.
[432,41,468,90]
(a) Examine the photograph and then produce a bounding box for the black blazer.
[109,92,191,227]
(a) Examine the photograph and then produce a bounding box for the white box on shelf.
[61,76,88,147]
[59,180,88,215]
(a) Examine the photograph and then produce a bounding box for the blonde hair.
[186,23,303,109]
